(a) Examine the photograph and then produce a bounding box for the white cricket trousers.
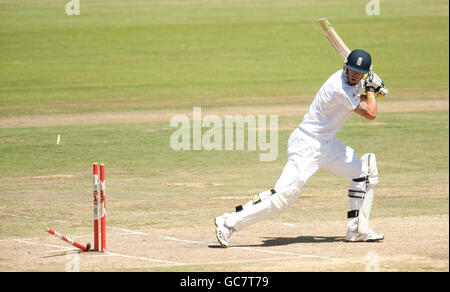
[274,127,367,192]
[225,127,369,232]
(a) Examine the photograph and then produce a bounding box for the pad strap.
[347,210,359,218]
[348,190,366,198]
[352,176,368,182]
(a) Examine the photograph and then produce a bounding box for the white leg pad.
[357,153,378,234]
[225,186,300,232]
[357,185,374,234]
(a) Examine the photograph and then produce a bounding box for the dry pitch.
[3,214,448,272]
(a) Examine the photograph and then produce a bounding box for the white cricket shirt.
[299,69,363,141]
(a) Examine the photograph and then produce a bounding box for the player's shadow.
[238,235,346,247]
[208,235,346,248]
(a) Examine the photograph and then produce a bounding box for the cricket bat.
[317,18,351,59]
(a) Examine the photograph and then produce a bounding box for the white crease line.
[14,238,185,266]
[44,249,79,253]
[112,227,214,245]
[112,226,335,260]
[188,255,310,266]
[104,251,185,265]
[14,239,77,251]
[3,213,327,256]
[127,255,309,270]
[12,225,335,265]
[231,246,332,260]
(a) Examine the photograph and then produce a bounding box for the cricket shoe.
[215,213,233,248]
[346,228,384,242]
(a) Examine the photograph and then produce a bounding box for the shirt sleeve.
[335,88,360,110]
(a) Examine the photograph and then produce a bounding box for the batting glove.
[365,71,388,98]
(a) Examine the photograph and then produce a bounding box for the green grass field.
[0,0,448,272]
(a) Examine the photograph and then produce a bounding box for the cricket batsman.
[215,49,388,247]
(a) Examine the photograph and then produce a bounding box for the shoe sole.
[216,232,228,248]
[346,236,384,242]
[214,218,228,248]
[365,235,384,242]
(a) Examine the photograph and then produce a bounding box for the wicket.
[45,163,107,253]
[93,163,106,251]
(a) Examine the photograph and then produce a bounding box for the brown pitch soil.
[1,212,447,272]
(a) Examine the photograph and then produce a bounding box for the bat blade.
[317,18,351,59]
